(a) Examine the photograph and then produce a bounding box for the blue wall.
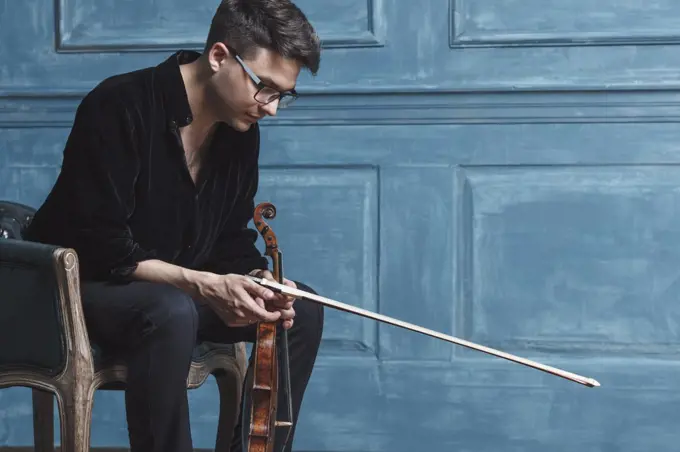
[2,0,680,450]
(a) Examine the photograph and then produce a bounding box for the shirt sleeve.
[201,125,269,276]
[61,92,156,281]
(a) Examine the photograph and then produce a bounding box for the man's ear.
[207,42,230,73]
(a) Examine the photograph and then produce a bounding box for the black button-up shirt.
[24,50,269,282]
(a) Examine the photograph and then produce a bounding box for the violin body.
[247,316,279,451]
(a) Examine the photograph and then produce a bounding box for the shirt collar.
[156,50,200,128]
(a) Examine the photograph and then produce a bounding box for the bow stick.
[247,275,600,388]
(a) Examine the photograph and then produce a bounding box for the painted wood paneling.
[2,1,680,451]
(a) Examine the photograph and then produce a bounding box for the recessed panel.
[58,0,383,51]
[451,0,680,47]
[256,166,378,357]
[378,166,457,361]
[463,165,680,356]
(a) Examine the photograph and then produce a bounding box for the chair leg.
[56,379,94,452]
[214,370,245,452]
[32,388,54,452]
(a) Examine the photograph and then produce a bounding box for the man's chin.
[226,118,254,132]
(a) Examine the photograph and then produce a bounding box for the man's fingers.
[268,297,294,309]
[243,299,281,322]
[244,274,295,313]
[244,277,276,300]
[245,297,282,322]
[232,285,279,321]
[251,273,296,302]
[245,276,295,308]
[253,296,266,310]
[277,307,295,320]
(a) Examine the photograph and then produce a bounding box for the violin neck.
[273,250,283,283]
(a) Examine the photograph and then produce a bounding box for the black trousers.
[80,279,324,452]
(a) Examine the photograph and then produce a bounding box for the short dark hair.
[205,0,321,75]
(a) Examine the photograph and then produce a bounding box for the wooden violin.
[243,201,600,451]
[244,202,294,452]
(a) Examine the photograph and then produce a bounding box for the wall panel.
[2,1,680,451]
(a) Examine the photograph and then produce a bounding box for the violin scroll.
[253,202,278,254]
[254,202,277,221]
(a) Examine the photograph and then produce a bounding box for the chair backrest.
[0,201,68,377]
[0,200,35,240]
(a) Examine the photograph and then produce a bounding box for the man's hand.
[249,269,297,329]
[196,273,295,328]
[130,259,297,329]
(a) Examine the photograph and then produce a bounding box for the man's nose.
[261,99,279,117]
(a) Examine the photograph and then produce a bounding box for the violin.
[243,202,600,451]
[244,202,294,452]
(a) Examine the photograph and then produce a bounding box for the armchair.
[0,200,249,451]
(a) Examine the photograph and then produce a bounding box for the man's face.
[206,42,301,131]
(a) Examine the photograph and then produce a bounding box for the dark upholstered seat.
[0,200,248,452]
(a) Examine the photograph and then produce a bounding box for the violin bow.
[247,275,600,388]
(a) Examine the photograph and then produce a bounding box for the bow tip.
[587,378,601,388]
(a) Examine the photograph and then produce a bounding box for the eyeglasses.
[229,47,298,109]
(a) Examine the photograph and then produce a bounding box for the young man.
[23,1,324,451]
